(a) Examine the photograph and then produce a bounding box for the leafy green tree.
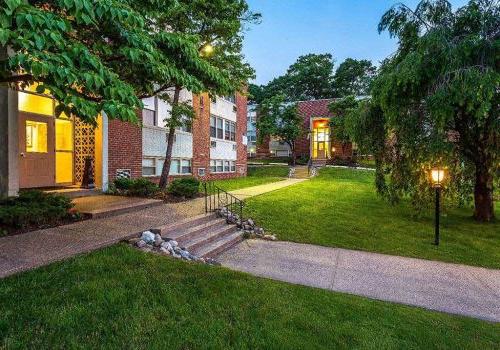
[248,83,265,104]
[374,0,499,221]
[333,58,376,97]
[256,95,302,165]
[144,0,259,188]
[329,95,358,157]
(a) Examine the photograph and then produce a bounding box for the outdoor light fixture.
[200,43,214,58]
[331,147,336,153]
[430,167,446,246]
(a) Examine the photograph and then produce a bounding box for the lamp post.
[430,167,445,245]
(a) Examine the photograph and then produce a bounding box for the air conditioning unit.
[232,144,237,151]
[233,106,237,112]
[211,141,217,148]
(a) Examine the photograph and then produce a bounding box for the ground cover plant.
[245,168,500,268]
[0,244,498,349]
[0,190,81,235]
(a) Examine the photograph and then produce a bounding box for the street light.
[200,43,214,58]
[430,167,446,246]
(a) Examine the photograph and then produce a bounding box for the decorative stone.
[141,231,155,244]
[170,240,179,248]
[136,240,147,248]
[247,219,255,227]
[154,234,163,247]
[263,234,277,241]
[159,247,170,255]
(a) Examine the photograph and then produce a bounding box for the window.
[210,116,216,138]
[210,140,217,148]
[142,159,156,176]
[18,84,54,116]
[223,120,236,141]
[216,118,223,139]
[26,121,48,153]
[181,159,192,174]
[142,108,156,126]
[224,95,236,104]
[170,159,180,174]
[210,159,236,173]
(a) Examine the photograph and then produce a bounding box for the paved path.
[218,240,500,322]
[0,178,304,278]
[229,178,307,200]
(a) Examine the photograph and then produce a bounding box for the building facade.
[0,85,247,197]
[255,98,353,163]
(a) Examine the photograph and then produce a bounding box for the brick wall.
[235,92,247,177]
[192,93,211,179]
[108,111,143,181]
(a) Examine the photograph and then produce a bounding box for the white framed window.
[216,118,223,139]
[210,116,216,138]
[210,159,236,173]
[142,158,156,176]
[181,159,192,174]
[211,116,236,142]
[170,159,180,174]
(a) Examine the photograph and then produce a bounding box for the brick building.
[0,85,247,196]
[254,98,353,164]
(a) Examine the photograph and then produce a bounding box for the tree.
[374,0,499,221]
[333,58,376,97]
[329,96,359,157]
[1,0,227,125]
[248,83,265,104]
[256,94,302,165]
[145,0,259,189]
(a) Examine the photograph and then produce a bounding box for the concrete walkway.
[229,178,307,200]
[218,240,500,322]
[0,178,304,278]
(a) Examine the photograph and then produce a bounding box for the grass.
[245,168,500,269]
[1,244,498,349]
[211,165,289,192]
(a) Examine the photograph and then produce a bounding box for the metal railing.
[203,182,244,226]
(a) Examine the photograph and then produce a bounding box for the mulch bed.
[0,213,92,238]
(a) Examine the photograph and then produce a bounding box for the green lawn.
[0,245,498,349]
[245,168,500,269]
[211,165,289,192]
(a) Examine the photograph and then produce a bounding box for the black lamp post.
[430,167,445,246]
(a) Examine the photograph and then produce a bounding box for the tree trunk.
[473,164,495,222]
[158,86,181,189]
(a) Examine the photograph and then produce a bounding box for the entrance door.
[316,141,326,158]
[19,113,55,188]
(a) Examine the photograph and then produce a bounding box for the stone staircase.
[153,213,243,259]
[290,166,310,179]
[312,159,327,168]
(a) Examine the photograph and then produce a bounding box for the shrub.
[113,178,159,197]
[167,177,200,198]
[0,190,74,229]
[295,155,309,165]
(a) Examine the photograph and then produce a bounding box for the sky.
[243,0,469,85]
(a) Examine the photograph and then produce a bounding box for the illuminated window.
[55,119,73,151]
[18,84,54,116]
[56,152,73,183]
[25,121,48,153]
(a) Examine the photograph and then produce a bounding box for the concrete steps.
[154,213,242,259]
[291,166,310,179]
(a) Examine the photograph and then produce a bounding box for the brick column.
[192,93,210,179]
[235,92,247,176]
[107,111,143,181]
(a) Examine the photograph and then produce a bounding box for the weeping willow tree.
[363,0,499,222]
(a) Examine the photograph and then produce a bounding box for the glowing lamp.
[200,43,214,58]
[430,168,445,188]
[331,147,336,153]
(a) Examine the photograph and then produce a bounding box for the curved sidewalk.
[219,239,500,322]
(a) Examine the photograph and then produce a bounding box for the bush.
[295,155,309,165]
[0,190,74,229]
[113,178,159,197]
[167,177,200,198]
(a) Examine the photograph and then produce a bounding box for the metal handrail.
[203,182,244,226]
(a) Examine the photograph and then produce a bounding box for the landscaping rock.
[136,240,147,248]
[128,237,141,245]
[141,231,155,244]
[170,240,179,248]
[154,234,163,247]
[159,247,170,255]
[247,219,255,227]
[263,234,277,241]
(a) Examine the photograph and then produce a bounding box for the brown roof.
[297,99,336,120]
